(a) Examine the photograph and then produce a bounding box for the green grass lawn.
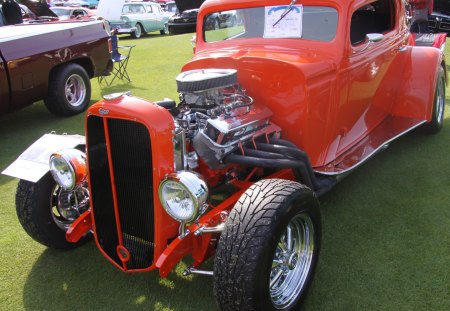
[0,32,449,310]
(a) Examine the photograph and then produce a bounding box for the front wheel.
[214,179,321,311]
[160,23,169,35]
[44,63,91,117]
[133,23,144,39]
[16,173,91,249]
[422,66,446,134]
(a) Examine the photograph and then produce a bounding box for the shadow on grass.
[301,127,450,310]
[22,243,217,310]
[97,81,149,95]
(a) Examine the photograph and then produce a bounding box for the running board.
[315,116,426,175]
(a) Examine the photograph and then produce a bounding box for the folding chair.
[98,32,135,86]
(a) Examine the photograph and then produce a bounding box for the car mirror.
[353,33,384,54]
[366,33,384,43]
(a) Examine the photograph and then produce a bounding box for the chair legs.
[98,44,135,87]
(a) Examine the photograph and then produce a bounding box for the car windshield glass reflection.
[204,6,338,43]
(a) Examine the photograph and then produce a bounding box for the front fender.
[392,46,445,121]
[2,133,85,183]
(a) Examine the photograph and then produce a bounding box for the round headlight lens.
[159,171,208,223]
[160,180,195,221]
[49,149,87,191]
[50,155,74,190]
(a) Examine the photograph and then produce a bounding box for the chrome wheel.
[270,213,315,309]
[436,75,445,127]
[134,23,142,38]
[65,74,86,108]
[50,184,90,231]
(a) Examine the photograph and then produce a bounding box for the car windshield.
[51,8,70,18]
[204,5,338,43]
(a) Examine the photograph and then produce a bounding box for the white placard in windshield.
[264,5,303,38]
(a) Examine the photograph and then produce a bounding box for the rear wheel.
[44,63,91,117]
[16,173,91,249]
[423,66,445,134]
[214,179,321,311]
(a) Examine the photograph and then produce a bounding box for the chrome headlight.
[158,171,208,223]
[49,149,87,191]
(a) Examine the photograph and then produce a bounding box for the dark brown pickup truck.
[0,20,112,116]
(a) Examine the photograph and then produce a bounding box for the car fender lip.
[2,133,85,183]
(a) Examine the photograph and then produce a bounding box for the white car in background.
[109,1,169,38]
[49,1,90,8]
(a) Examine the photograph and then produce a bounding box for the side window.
[350,0,395,46]
[136,5,145,14]
[145,5,153,13]
[122,5,131,14]
[73,10,85,17]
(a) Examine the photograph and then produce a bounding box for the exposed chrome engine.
[172,69,280,170]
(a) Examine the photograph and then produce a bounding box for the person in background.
[1,0,23,25]
[409,0,434,33]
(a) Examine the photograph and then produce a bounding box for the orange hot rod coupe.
[3,0,447,310]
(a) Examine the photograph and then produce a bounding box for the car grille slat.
[87,116,121,266]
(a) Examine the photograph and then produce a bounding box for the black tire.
[160,23,169,35]
[422,66,445,134]
[133,23,144,39]
[16,173,91,250]
[214,179,321,311]
[168,26,177,35]
[44,63,91,117]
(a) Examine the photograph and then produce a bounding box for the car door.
[150,3,165,29]
[142,4,156,31]
[335,0,407,154]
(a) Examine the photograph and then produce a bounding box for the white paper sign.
[264,5,303,38]
[97,0,126,20]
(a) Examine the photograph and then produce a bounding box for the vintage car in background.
[429,0,450,33]
[168,8,200,34]
[109,1,169,38]
[49,0,90,8]
[168,0,203,34]
[168,0,222,35]
[50,6,96,20]
[3,0,446,310]
[163,1,178,18]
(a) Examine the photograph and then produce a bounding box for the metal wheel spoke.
[286,224,293,252]
[278,237,287,252]
[270,269,284,288]
[272,259,283,269]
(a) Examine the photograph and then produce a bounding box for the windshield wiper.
[273,0,298,27]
